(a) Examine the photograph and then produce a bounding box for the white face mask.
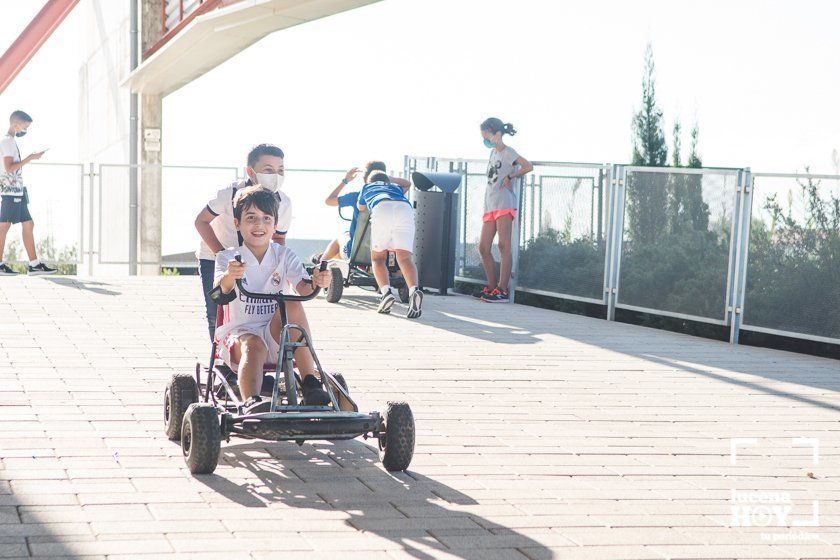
[254,172,285,190]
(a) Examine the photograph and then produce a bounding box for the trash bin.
[412,171,462,295]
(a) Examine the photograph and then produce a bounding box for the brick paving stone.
[0,277,838,559]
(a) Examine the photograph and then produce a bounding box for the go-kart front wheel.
[164,373,198,440]
[324,267,344,303]
[181,403,221,474]
[380,401,415,472]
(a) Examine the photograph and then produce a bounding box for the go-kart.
[164,261,416,474]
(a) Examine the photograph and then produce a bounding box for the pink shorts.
[482,209,517,223]
[218,323,280,370]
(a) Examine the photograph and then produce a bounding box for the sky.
[1,0,839,252]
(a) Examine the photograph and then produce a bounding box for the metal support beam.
[138,93,163,275]
[0,0,80,95]
[130,0,140,275]
[729,168,753,344]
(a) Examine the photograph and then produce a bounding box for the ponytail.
[481,117,517,137]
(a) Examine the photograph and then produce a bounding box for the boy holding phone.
[0,110,56,276]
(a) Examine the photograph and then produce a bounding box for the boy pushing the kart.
[211,186,331,412]
[357,171,422,318]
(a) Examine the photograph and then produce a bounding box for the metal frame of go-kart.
[202,264,381,443]
[327,205,407,293]
[167,263,416,476]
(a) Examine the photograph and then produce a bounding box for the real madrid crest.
[271,272,281,287]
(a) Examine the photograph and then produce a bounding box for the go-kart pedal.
[242,395,271,414]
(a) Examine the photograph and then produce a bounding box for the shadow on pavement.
[193,438,554,559]
[41,276,122,296]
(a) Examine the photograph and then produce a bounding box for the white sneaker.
[377,291,396,314]
[406,289,423,319]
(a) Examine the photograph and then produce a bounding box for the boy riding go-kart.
[163,186,415,474]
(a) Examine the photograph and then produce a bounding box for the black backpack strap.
[231,185,244,246]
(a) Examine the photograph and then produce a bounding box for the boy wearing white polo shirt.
[357,171,422,319]
[195,144,292,338]
[211,186,331,410]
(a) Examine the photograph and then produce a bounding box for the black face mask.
[14,131,26,138]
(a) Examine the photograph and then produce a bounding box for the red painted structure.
[0,0,80,96]
[146,0,244,59]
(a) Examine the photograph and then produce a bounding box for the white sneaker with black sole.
[28,263,57,276]
[377,290,396,314]
[406,289,423,319]
[0,263,18,276]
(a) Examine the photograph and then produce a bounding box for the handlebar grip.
[233,251,323,303]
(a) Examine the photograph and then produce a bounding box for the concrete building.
[13,0,379,275]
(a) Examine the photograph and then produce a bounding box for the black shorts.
[0,193,33,224]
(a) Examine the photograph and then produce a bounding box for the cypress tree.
[628,44,668,243]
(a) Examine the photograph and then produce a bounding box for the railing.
[22,162,364,273]
[406,156,840,347]
[21,158,839,347]
[163,0,206,33]
[145,0,244,59]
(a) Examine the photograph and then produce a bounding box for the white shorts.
[370,200,415,252]
[219,322,280,369]
[339,231,351,259]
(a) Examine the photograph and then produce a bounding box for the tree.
[671,119,682,167]
[687,123,702,168]
[627,43,668,244]
[631,44,668,167]
[682,123,709,231]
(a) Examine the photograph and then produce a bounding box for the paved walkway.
[0,276,838,560]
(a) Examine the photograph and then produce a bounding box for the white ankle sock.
[380,285,392,295]
[410,285,419,293]
[29,259,40,267]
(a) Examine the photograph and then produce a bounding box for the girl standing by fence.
[475,117,533,302]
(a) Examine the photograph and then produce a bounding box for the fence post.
[508,173,524,304]
[78,163,85,272]
[457,160,467,277]
[729,168,752,344]
[602,165,614,311]
[87,162,96,276]
[606,165,626,321]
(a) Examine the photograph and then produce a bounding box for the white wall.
[78,0,132,275]
[78,0,131,164]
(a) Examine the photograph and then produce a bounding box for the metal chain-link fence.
[518,163,609,302]
[407,156,840,347]
[616,167,739,323]
[742,173,840,342]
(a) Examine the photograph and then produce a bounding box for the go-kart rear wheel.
[164,373,198,440]
[324,267,344,303]
[181,403,221,474]
[397,285,410,304]
[380,401,415,472]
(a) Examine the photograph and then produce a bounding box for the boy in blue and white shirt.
[357,172,422,318]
